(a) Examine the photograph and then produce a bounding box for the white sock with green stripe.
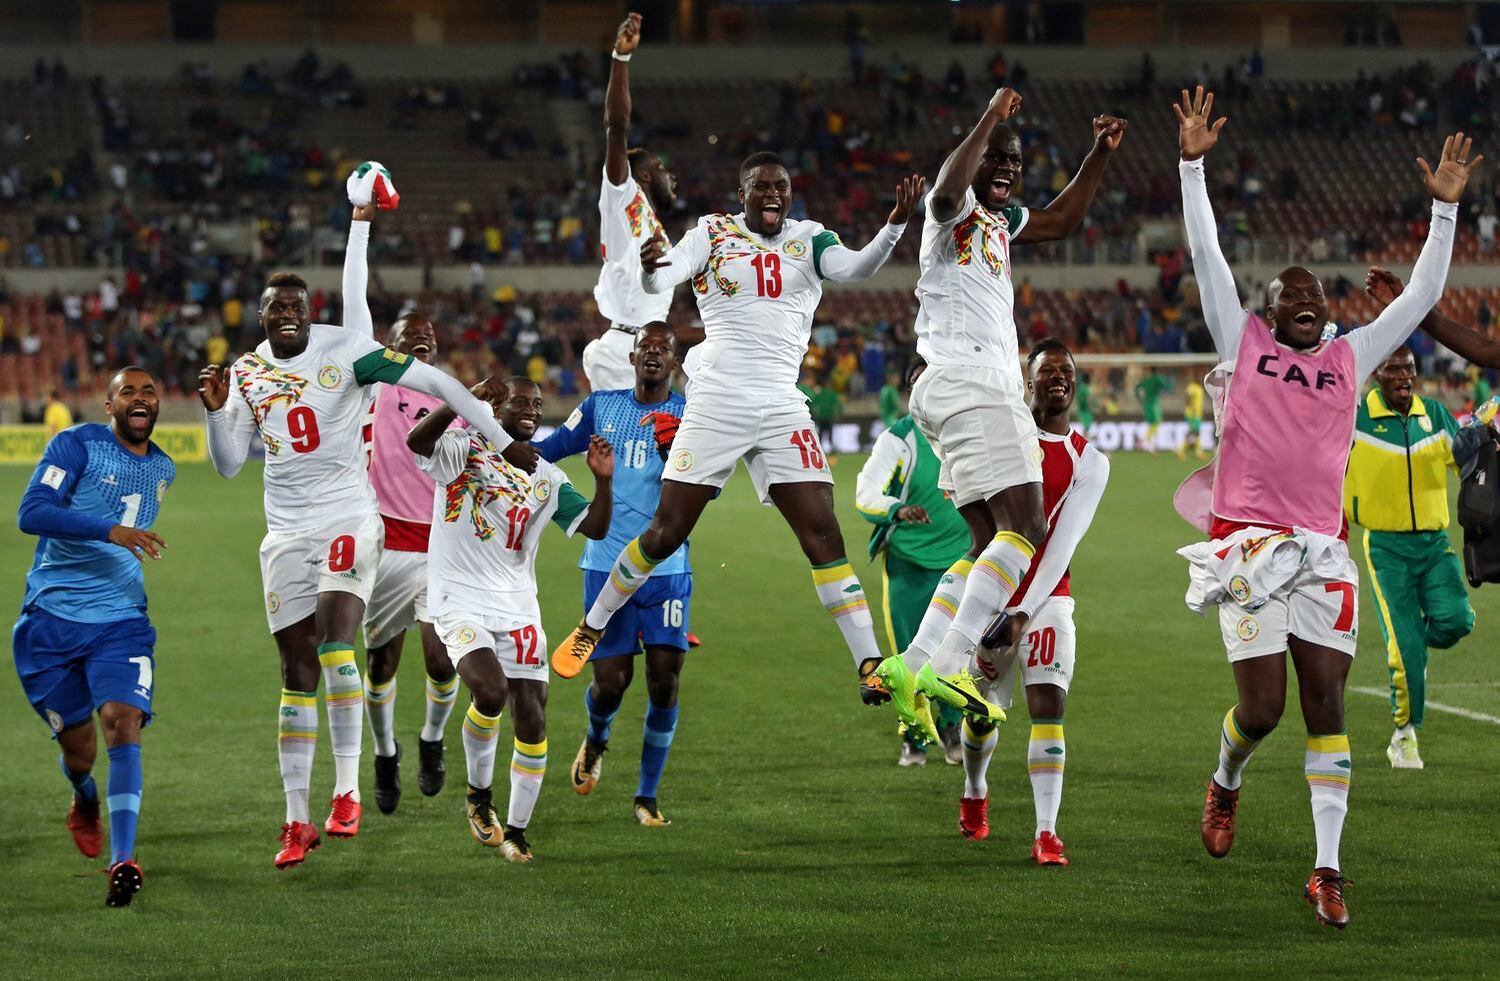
[585,537,661,631]
[1214,705,1262,791]
[1028,720,1066,835]
[462,704,501,790]
[364,675,397,758]
[929,532,1034,676]
[961,719,998,799]
[811,560,883,668]
[902,558,973,671]
[1306,733,1352,871]
[421,672,459,742]
[318,643,363,799]
[508,739,547,829]
[278,689,318,824]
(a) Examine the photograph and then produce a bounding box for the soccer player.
[584,12,699,391]
[408,378,614,862]
[551,154,926,703]
[960,340,1109,865]
[198,220,538,868]
[1343,345,1478,769]
[1173,87,1475,927]
[854,356,969,765]
[13,367,175,907]
[536,324,691,827]
[1075,373,1094,433]
[875,87,1126,732]
[1178,374,1209,460]
[1135,368,1169,453]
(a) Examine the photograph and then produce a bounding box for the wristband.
[612,50,632,62]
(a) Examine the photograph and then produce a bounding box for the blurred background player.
[965,340,1109,865]
[1075,373,1094,434]
[876,87,1126,735]
[1178,374,1209,460]
[198,213,538,868]
[43,389,74,438]
[854,355,968,766]
[409,377,614,863]
[12,367,174,907]
[1343,345,1479,770]
[584,12,698,392]
[1135,367,1169,454]
[1174,86,1476,928]
[537,324,690,827]
[551,155,925,704]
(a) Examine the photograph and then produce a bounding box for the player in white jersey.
[552,151,923,705]
[952,340,1109,867]
[198,221,538,868]
[584,13,703,391]
[876,88,1127,736]
[408,377,615,863]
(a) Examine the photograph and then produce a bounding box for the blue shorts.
[582,570,692,660]
[11,607,157,737]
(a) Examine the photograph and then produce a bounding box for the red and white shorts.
[971,597,1076,710]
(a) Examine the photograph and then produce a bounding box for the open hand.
[888,174,928,225]
[986,87,1022,122]
[586,435,614,479]
[1364,266,1404,307]
[110,525,165,561]
[614,12,643,56]
[1173,86,1226,161]
[1093,114,1128,152]
[640,233,670,272]
[198,364,229,411]
[1418,132,1484,204]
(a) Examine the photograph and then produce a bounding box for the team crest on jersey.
[236,355,310,456]
[267,591,281,614]
[1419,416,1433,433]
[46,709,64,733]
[672,449,694,473]
[953,206,1009,277]
[1228,575,1252,604]
[533,478,552,503]
[783,240,807,258]
[1236,616,1259,642]
[318,365,343,389]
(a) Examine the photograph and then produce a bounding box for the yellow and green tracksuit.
[1344,390,1477,729]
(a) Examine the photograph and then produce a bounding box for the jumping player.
[1173,87,1476,928]
[408,378,614,863]
[876,88,1126,732]
[13,367,175,907]
[199,215,538,869]
[551,155,925,703]
[960,340,1109,867]
[537,324,691,827]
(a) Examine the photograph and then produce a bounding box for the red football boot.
[1304,867,1351,929]
[1201,780,1239,858]
[324,792,362,838]
[958,796,990,841]
[1031,830,1070,866]
[105,859,143,907]
[66,797,103,859]
[274,821,322,869]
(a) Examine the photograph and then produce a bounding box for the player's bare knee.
[99,702,144,746]
[1025,684,1066,720]
[367,643,400,684]
[645,672,679,708]
[511,684,548,744]
[643,522,687,560]
[1237,700,1283,740]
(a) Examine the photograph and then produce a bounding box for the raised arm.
[603,13,642,187]
[1175,87,1244,359]
[931,89,1021,223]
[397,363,537,469]
[569,436,615,540]
[198,365,254,478]
[1015,115,1126,244]
[1012,446,1110,620]
[1366,267,1500,367]
[816,177,924,284]
[342,206,375,336]
[640,225,709,294]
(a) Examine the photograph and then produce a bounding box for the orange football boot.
[1201,780,1239,858]
[1304,868,1351,929]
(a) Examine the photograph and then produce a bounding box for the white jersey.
[594,166,673,328]
[914,187,1030,381]
[419,428,591,622]
[222,323,415,534]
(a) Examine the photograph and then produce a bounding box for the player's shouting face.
[391,314,438,364]
[1265,266,1330,350]
[258,278,312,358]
[500,378,544,442]
[974,130,1023,211]
[630,324,677,384]
[105,367,160,446]
[740,162,792,236]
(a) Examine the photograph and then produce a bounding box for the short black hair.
[627,147,656,177]
[265,271,309,292]
[107,365,155,397]
[1027,337,1074,368]
[740,151,787,182]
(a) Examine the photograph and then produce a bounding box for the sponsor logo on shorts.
[267,591,281,614]
[1228,575,1252,604]
[783,240,807,258]
[672,449,694,473]
[455,627,477,646]
[45,709,64,733]
[533,479,552,503]
[318,365,343,389]
[1236,616,1260,642]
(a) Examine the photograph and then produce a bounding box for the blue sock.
[638,702,678,799]
[586,687,622,745]
[59,754,98,803]
[106,744,142,864]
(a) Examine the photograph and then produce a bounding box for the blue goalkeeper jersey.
[536,389,689,576]
[18,424,176,622]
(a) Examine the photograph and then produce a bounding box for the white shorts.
[665,391,833,505]
[972,597,1076,710]
[1217,551,1360,661]
[362,548,431,650]
[435,611,549,683]
[259,513,383,633]
[910,364,1041,508]
[582,326,638,392]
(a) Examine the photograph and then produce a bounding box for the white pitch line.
[1351,686,1500,726]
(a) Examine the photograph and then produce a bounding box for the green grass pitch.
[2,454,1498,978]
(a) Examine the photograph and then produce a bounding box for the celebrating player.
[198,216,539,869]
[1179,374,1209,460]
[962,340,1109,865]
[551,154,925,701]
[13,367,175,907]
[876,87,1126,732]
[1173,87,1476,928]
[537,324,691,826]
[408,378,614,862]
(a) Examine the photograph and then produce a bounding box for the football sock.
[585,538,661,631]
[59,754,98,803]
[508,738,547,829]
[364,675,398,758]
[586,686,622,745]
[929,532,1034,676]
[638,702,678,799]
[318,643,363,800]
[1306,732,1352,872]
[105,743,142,864]
[810,559,883,668]
[1028,719,1066,836]
[461,704,501,791]
[421,671,459,742]
[901,558,973,670]
[961,719,998,799]
[1214,705,1262,792]
[278,689,318,824]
